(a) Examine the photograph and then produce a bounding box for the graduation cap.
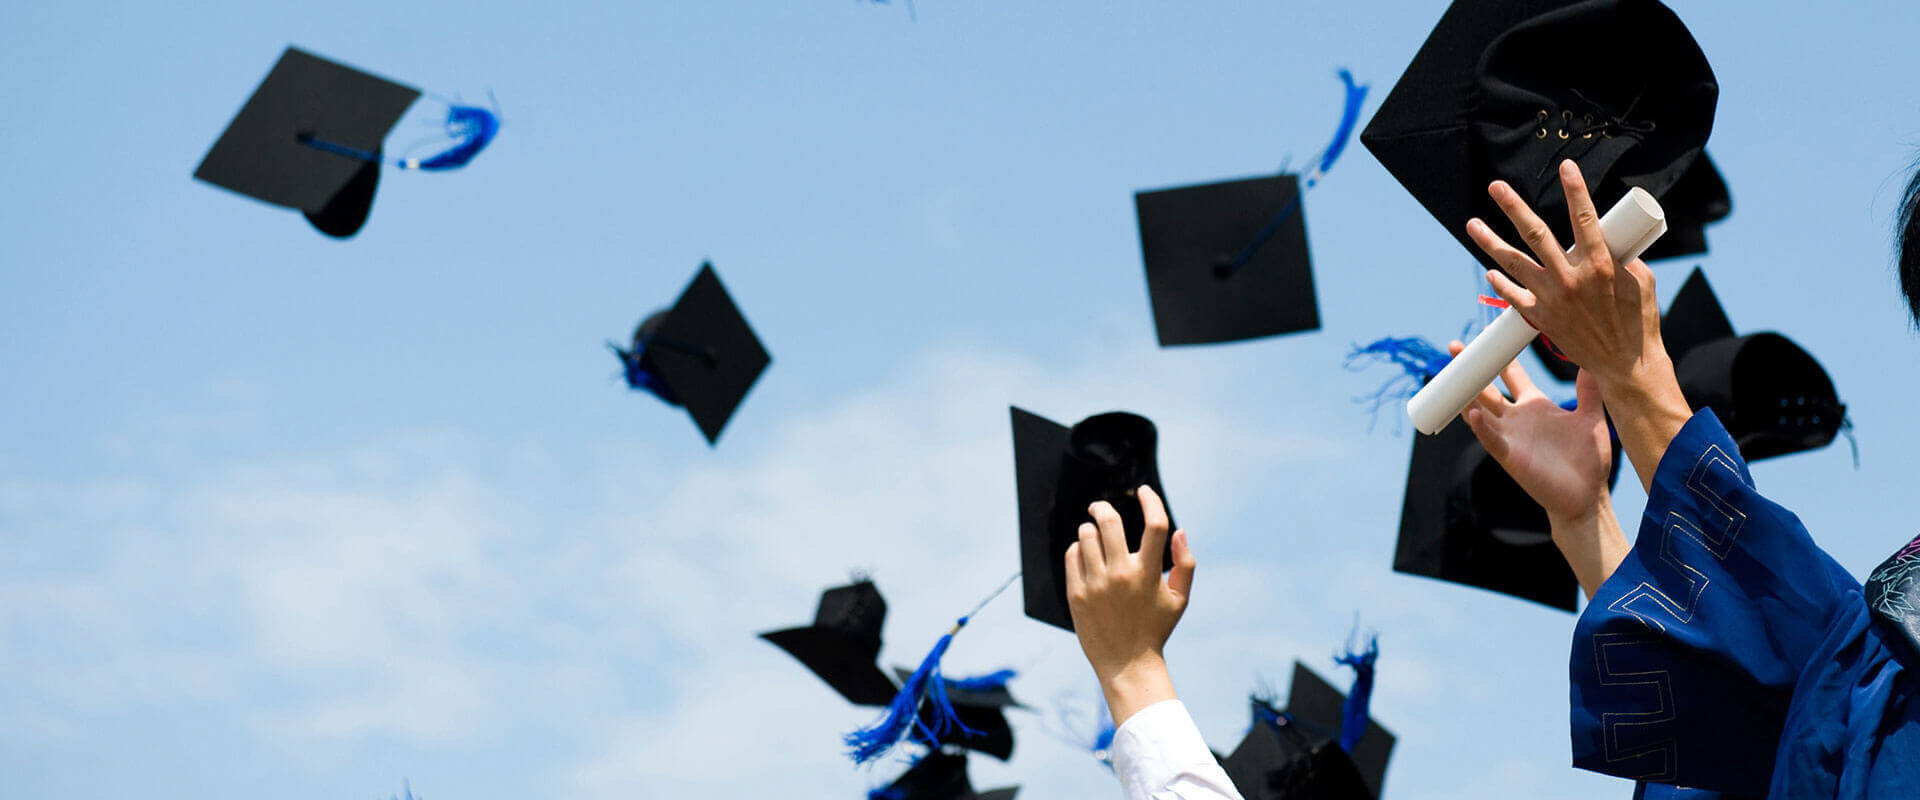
[889,667,1020,762]
[760,579,898,707]
[869,751,1019,800]
[1361,0,1716,276]
[1533,154,1731,383]
[1134,70,1366,347]
[1135,175,1321,346]
[195,47,420,237]
[1661,268,1845,461]
[1224,664,1395,800]
[1395,411,1623,611]
[195,47,499,238]
[1011,407,1175,631]
[611,262,771,445]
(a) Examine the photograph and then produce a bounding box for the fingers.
[1559,160,1609,269]
[1467,217,1548,286]
[1136,485,1170,570]
[1486,180,1572,273]
[1065,540,1085,598]
[1499,354,1539,401]
[1088,501,1129,571]
[1166,530,1196,600]
[1484,269,1539,317]
[1077,521,1106,581]
[1463,407,1510,462]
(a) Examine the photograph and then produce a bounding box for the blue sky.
[6,0,1920,797]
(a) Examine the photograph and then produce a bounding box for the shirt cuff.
[1111,699,1229,798]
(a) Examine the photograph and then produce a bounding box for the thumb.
[1574,368,1603,417]
[1166,530,1196,601]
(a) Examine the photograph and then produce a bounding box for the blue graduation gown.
[1568,410,1920,798]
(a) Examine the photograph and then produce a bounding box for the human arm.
[1069,487,1242,800]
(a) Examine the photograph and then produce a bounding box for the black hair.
[1898,166,1920,327]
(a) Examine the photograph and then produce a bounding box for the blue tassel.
[843,573,1021,765]
[1345,336,1451,422]
[1306,68,1369,190]
[845,622,969,764]
[1215,69,1369,277]
[1092,700,1116,758]
[1333,634,1378,753]
[299,98,498,171]
[398,102,499,171]
[943,669,1016,693]
[607,341,681,405]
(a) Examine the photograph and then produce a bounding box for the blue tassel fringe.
[1334,634,1378,753]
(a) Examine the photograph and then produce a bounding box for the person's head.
[1898,166,1920,326]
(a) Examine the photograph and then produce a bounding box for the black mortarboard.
[1224,664,1395,800]
[889,667,1020,762]
[1661,269,1845,461]
[1011,407,1176,631]
[761,579,899,707]
[1361,0,1716,276]
[1285,664,1394,798]
[614,262,771,445]
[1135,175,1321,346]
[195,47,421,238]
[1223,700,1371,800]
[871,751,1019,800]
[1395,416,1622,611]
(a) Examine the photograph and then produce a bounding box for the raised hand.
[1454,341,1612,521]
[1462,159,1694,489]
[1066,485,1196,726]
[1453,342,1628,598]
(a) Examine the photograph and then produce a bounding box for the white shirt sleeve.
[1109,699,1245,800]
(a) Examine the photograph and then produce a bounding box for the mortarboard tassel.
[299,97,498,171]
[843,573,1020,765]
[1216,69,1370,277]
[1333,634,1378,753]
[608,341,682,405]
[942,669,1016,693]
[398,100,500,170]
[1303,68,1370,191]
[1091,699,1116,761]
[1041,689,1116,768]
[1345,336,1451,421]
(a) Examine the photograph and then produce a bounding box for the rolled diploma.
[1406,187,1668,435]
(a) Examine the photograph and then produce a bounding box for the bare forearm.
[1597,351,1694,492]
[1099,654,1178,728]
[1549,495,1631,599]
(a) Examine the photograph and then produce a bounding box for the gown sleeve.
[1568,409,1862,797]
[1110,700,1245,800]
